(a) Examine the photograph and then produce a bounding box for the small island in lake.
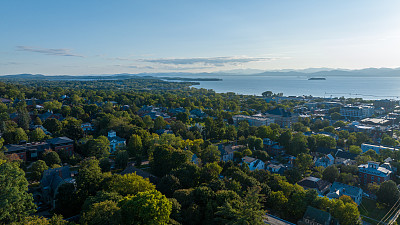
[308,77,326,80]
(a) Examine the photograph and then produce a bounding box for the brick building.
[358,161,392,185]
[46,137,75,156]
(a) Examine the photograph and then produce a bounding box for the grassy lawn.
[359,198,399,224]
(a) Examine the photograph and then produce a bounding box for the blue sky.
[1,0,400,75]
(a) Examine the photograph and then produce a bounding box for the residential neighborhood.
[2,78,400,225]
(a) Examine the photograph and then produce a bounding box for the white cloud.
[17,46,84,57]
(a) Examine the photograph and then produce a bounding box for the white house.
[107,130,126,153]
[314,153,335,168]
[241,156,265,171]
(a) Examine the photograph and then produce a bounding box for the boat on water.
[308,77,326,80]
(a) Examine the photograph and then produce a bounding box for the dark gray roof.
[5,142,50,153]
[108,136,126,142]
[335,150,357,160]
[297,176,331,191]
[330,182,362,198]
[41,166,72,191]
[302,206,332,225]
[316,147,337,155]
[46,137,73,145]
[121,164,158,183]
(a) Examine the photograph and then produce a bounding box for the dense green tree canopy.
[0,160,36,223]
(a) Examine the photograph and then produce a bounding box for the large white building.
[361,143,398,154]
[232,115,274,127]
[340,105,374,119]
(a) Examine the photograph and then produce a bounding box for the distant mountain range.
[2,67,400,80]
[217,67,400,77]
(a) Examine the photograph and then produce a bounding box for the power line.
[378,196,400,225]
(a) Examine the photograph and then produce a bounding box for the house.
[334,150,357,165]
[297,177,331,195]
[168,107,186,115]
[145,111,171,120]
[46,137,74,156]
[38,111,64,121]
[265,162,287,174]
[41,166,75,209]
[269,144,286,156]
[121,163,158,184]
[241,156,265,171]
[264,137,286,155]
[358,161,392,185]
[190,109,207,118]
[220,145,244,162]
[81,123,93,132]
[326,182,363,205]
[314,154,335,168]
[107,130,126,153]
[298,206,339,225]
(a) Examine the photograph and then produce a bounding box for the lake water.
[182,75,400,100]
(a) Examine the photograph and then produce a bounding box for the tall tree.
[322,165,339,183]
[118,190,172,225]
[43,118,63,134]
[295,153,313,174]
[201,145,221,164]
[154,116,166,130]
[29,128,47,142]
[143,115,154,129]
[279,130,292,148]
[81,200,121,225]
[43,150,62,167]
[151,144,192,177]
[215,187,265,225]
[289,132,309,156]
[30,160,48,180]
[115,150,129,169]
[17,108,30,130]
[0,160,36,223]
[377,180,400,206]
[108,173,155,196]
[55,183,81,217]
[127,134,142,158]
[83,136,110,158]
[76,158,104,198]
